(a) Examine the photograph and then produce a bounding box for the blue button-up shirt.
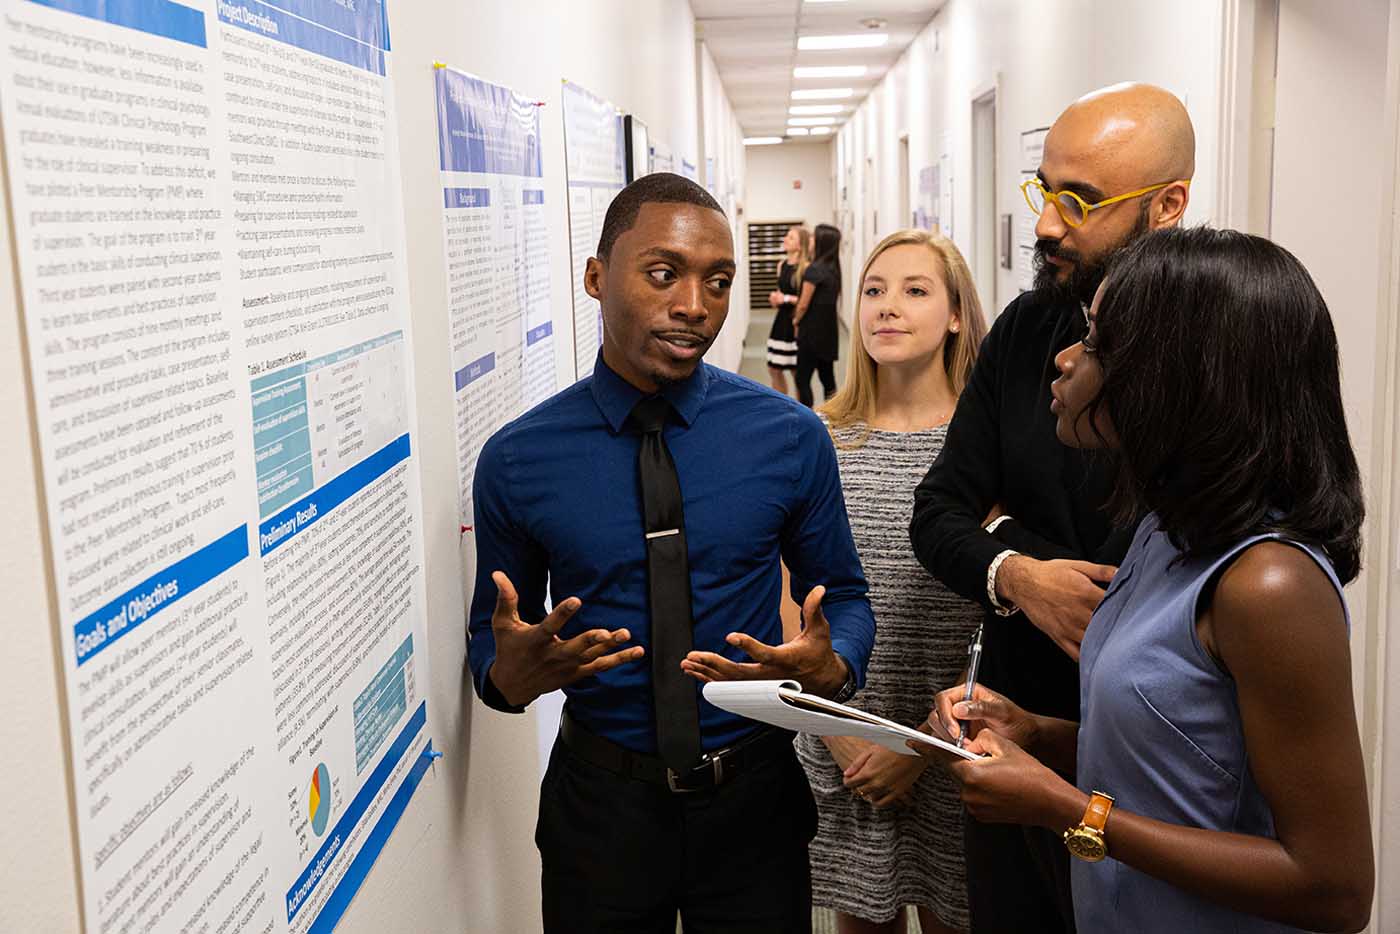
[467,354,875,753]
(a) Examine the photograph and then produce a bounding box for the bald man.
[910,83,1194,933]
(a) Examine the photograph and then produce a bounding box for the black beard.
[1032,204,1152,306]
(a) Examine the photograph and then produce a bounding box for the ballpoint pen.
[956,624,984,749]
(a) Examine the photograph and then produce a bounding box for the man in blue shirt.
[467,172,874,932]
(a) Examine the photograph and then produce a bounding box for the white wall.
[698,40,751,372]
[0,2,744,932]
[745,141,836,226]
[1270,0,1391,674]
[833,0,1225,321]
[1264,1,1400,928]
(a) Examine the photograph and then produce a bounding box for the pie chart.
[309,763,330,837]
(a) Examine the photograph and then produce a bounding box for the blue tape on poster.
[289,700,429,924]
[27,0,208,47]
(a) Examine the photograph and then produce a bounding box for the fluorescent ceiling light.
[809,126,832,135]
[794,65,868,79]
[798,33,888,51]
[744,136,783,146]
[790,104,844,115]
[792,87,853,100]
[786,127,811,136]
[789,116,837,126]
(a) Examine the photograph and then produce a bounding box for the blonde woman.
[766,225,811,394]
[796,230,988,934]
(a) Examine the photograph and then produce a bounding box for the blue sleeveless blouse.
[1074,513,1349,933]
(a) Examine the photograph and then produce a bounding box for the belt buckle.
[666,749,727,793]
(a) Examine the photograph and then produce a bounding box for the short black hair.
[596,172,724,260]
[1090,226,1364,582]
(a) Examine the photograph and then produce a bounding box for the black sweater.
[910,289,1136,722]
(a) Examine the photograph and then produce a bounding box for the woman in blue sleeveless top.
[917,227,1373,932]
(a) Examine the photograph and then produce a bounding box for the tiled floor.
[737,308,849,401]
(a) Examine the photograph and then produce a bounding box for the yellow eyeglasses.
[1020,177,1189,228]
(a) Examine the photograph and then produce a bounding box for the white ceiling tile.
[695,0,944,134]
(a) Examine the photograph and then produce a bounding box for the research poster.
[650,138,674,174]
[1016,128,1048,292]
[434,65,555,529]
[560,80,624,380]
[0,2,434,932]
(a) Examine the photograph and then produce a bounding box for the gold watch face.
[1064,827,1107,862]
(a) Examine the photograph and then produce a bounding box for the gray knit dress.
[797,421,982,928]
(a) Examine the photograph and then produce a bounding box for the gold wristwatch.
[1063,791,1114,862]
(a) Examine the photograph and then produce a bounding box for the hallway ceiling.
[693,0,944,140]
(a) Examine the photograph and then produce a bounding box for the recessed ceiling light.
[809,126,832,136]
[792,87,854,100]
[743,136,784,146]
[789,117,837,126]
[794,65,868,79]
[798,33,888,51]
[790,104,844,115]
[786,127,811,136]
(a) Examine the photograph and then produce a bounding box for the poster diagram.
[0,1,434,932]
[433,65,556,528]
[561,80,625,380]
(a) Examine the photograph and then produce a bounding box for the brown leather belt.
[558,709,794,793]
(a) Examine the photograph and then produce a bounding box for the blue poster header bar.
[435,68,543,177]
[443,187,491,209]
[522,189,545,205]
[73,525,249,666]
[526,322,553,347]
[453,352,495,392]
[218,0,387,76]
[258,434,411,556]
[29,0,208,47]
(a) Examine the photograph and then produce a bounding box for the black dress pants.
[794,352,836,408]
[964,815,1077,933]
[537,736,817,933]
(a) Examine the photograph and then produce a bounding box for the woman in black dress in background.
[766,225,811,394]
[793,222,842,407]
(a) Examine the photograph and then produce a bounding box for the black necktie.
[628,395,702,774]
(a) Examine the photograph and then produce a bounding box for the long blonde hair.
[790,225,813,285]
[821,229,988,441]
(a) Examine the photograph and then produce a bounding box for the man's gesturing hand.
[486,571,644,708]
[996,556,1116,660]
[679,585,849,698]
